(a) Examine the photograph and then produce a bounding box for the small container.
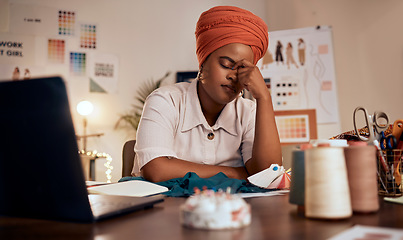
[378,149,403,197]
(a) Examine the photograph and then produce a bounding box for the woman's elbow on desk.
[141,157,170,183]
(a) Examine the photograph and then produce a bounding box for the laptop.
[0,76,164,222]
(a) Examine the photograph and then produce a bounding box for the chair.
[122,140,136,177]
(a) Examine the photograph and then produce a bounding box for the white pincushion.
[180,188,251,230]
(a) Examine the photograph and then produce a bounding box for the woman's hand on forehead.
[233,59,269,100]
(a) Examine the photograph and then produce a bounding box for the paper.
[248,164,284,188]
[85,181,108,187]
[237,190,289,198]
[328,225,403,240]
[384,196,403,205]
[275,115,310,143]
[9,3,58,36]
[267,172,291,189]
[0,33,36,65]
[259,26,340,124]
[247,164,291,190]
[87,180,168,197]
[88,52,119,93]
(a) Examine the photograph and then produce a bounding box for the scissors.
[353,107,390,176]
[353,106,389,145]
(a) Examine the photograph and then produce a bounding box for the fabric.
[120,172,274,197]
[132,79,256,176]
[195,6,269,67]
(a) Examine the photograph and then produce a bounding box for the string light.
[79,150,113,183]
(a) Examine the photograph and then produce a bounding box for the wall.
[3,0,401,181]
[267,0,403,136]
[0,0,268,182]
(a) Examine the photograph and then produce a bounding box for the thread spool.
[305,146,352,219]
[289,144,312,213]
[310,139,348,148]
[344,142,379,213]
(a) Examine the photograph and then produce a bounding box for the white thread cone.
[305,147,352,219]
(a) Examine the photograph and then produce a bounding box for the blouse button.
[207,132,214,140]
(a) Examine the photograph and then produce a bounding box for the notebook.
[88,180,168,197]
[0,76,164,222]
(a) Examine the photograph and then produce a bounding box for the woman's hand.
[232,59,269,100]
[233,59,282,175]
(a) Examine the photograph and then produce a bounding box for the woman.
[134,6,282,182]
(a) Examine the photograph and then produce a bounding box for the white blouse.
[132,79,256,176]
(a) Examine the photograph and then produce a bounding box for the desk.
[1,194,402,240]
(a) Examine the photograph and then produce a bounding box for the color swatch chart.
[80,24,96,49]
[95,63,114,77]
[264,78,271,94]
[47,39,65,64]
[272,75,300,109]
[275,115,309,143]
[70,52,86,76]
[58,10,75,36]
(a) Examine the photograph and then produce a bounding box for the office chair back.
[122,140,136,177]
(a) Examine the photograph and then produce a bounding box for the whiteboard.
[258,26,339,124]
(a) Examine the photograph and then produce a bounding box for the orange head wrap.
[195,6,269,67]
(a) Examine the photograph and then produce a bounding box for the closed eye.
[219,56,235,69]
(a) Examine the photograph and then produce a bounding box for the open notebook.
[0,76,164,222]
[88,180,168,197]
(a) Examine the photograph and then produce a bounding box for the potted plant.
[115,71,170,132]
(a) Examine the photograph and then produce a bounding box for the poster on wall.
[80,23,97,49]
[47,38,66,64]
[259,26,339,124]
[88,53,119,93]
[58,10,76,36]
[69,52,86,76]
[0,33,36,65]
[9,3,59,36]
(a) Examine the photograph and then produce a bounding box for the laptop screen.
[0,77,94,222]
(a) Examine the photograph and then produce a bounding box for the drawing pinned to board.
[258,26,339,124]
[58,10,76,36]
[48,39,65,64]
[69,52,86,76]
[298,38,306,66]
[286,42,299,69]
[275,41,284,66]
[80,24,97,49]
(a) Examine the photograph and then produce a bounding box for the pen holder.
[377,149,403,197]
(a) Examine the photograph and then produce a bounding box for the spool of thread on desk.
[344,141,379,213]
[289,144,312,213]
[305,146,352,219]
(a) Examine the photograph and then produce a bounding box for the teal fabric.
[119,172,274,197]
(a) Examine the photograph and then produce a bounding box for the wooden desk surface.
[1,194,402,240]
